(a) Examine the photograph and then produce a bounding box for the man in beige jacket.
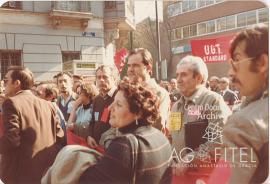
[170,55,231,155]
[127,48,171,131]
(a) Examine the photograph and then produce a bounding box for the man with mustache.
[56,72,78,121]
[211,24,268,183]
[127,48,171,131]
[86,65,119,147]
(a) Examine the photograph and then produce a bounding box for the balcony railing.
[1,1,22,9]
[51,1,91,13]
[49,1,92,30]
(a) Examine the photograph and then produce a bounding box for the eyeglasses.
[228,57,254,71]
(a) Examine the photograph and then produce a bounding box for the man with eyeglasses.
[210,24,268,183]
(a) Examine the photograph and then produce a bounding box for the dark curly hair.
[118,79,159,125]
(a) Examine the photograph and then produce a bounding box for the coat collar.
[180,85,207,105]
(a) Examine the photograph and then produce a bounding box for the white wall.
[0,9,105,81]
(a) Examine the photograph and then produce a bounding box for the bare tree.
[125,17,159,77]
[160,8,176,79]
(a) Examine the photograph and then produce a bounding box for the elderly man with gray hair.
[169,55,231,164]
[219,77,238,108]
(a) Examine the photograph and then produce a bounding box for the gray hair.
[95,65,120,85]
[170,78,177,83]
[177,55,208,85]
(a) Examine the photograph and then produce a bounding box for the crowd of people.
[0,24,268,184]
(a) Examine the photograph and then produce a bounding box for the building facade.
[0,1,135,81]
[161,0,268,79]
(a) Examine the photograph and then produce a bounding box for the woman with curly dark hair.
[79,79,172,184]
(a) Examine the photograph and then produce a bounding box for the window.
[105,1,116,9]
[189,24,197,37]
[170,8,266,41]
[205,0,214,6]
[183,26,189,38]
[198,0,206,8]
[167,0,225,16]
[182,0,189,13]
[53,1,91,12]
[171,29,176,40]
[167,4,174,17]
[62,52,80,63]
[176,2,182,15]
[246,11,256,25]
[80,2,91,12]
[198,22,207,35]
[167,2,181,17]
[189,1,197,11]
[217,17,226,31]
[175,28,182,39]
[172,41,180,49]
[206,20,215,33]
[258,8,268,23]
[226,15,236,29]
[215,0,224,3]
[56,1,80,11]
[0,51,22,79]
[237,13,246,27]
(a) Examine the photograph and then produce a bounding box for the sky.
[134,0,163,23]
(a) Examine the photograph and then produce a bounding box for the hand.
[66,123,74,130]
[87,136,98,148]
[73,97,83,109]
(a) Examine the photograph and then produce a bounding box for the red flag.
[172,159,231,184]
[67,130,89,147]
[100,107,110,123]
[114,48,128,72]
[190,34,235,63]
[66,130,105,154]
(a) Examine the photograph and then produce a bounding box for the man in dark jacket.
[219,77,238,108]
[87,65,119,147]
